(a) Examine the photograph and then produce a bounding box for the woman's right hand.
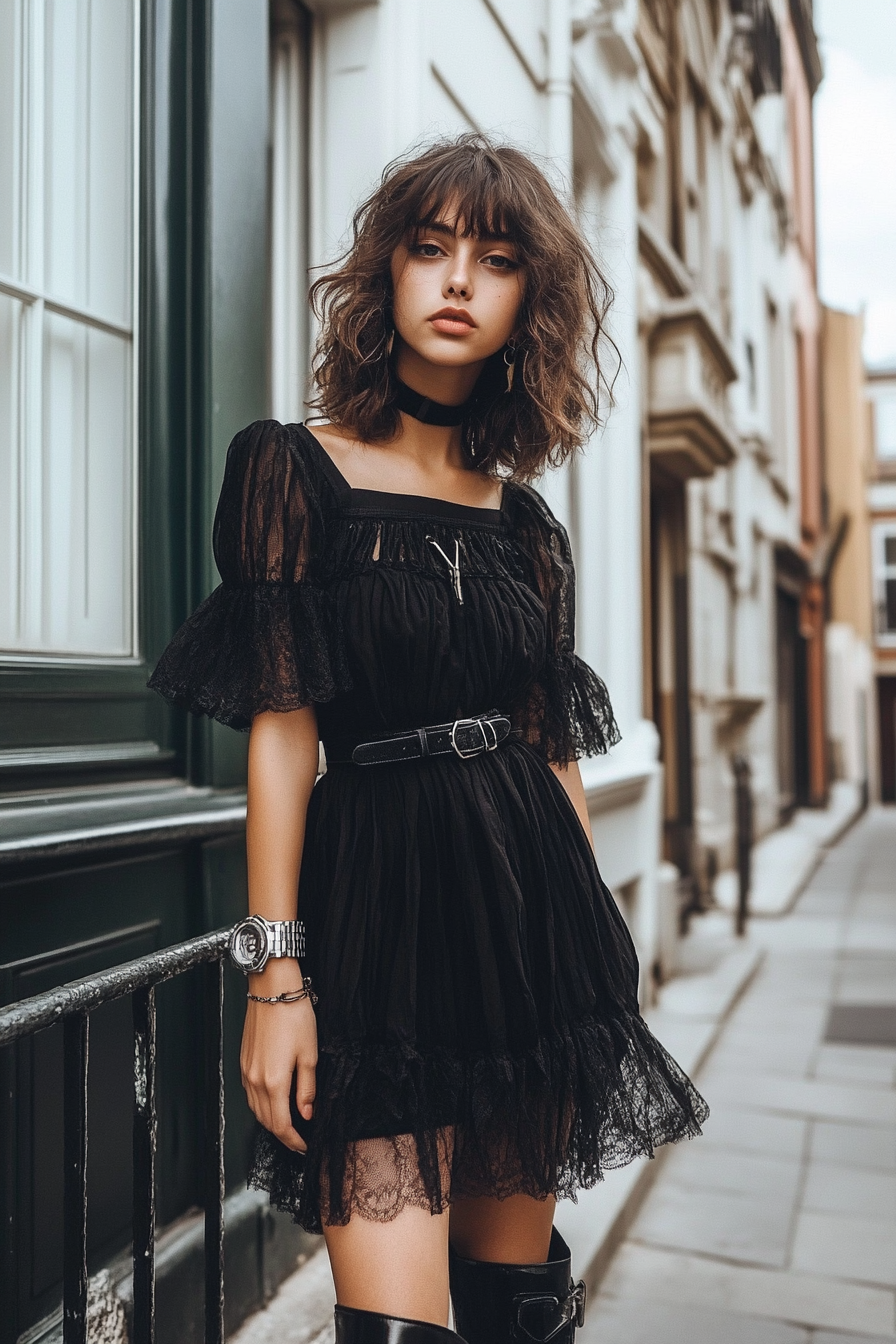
[240,963,318,1154]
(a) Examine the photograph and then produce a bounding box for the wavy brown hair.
[308,133,617,482]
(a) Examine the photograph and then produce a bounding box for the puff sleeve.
[146,420,352,731]
[507,481,621,768]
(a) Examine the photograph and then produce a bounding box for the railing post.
[63,1012,89,1344]
[732,753,754,936]
[203,959,225,1344]
[133,986,157,1344]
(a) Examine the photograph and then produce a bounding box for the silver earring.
[504,342,517,394]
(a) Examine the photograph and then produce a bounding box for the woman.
[149,134,708,1343]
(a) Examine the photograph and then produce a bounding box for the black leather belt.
[324,710,513,765]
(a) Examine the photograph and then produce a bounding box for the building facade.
[618,0,825,898]
[821,306,875,804]
[0,0,825,1337]
[867,365,896,801]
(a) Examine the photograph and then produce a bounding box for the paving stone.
[810,1120,896,1171]
[698,1105,808,1159]
[813,1050,896,1088]
[815,1042,896,1070]
[580,1297,809,1344]
[659,1141,802,1199]
[632,1181,796,1267]
[803,1162,896,1219]
[792,1209,896,1287]
[600,1243,896,1336]
[845,924,896,954]
[812,1333,896,1343]
[703,1072,896,1125]
[700,1045,817,1081]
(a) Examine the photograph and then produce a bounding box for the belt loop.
[416,727,430,757]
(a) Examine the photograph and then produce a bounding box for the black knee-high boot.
[335,1304,469,1343]
[448,1227,586,1343]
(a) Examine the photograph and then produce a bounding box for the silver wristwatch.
[228,915,306,974]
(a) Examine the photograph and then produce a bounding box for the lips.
[429,307,477,331]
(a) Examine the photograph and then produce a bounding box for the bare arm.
[240,705,321,1153]
[548,759,595,856]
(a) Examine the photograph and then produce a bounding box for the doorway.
[878,677,896,803]
[776,585,810,817]
[651,474,694,877]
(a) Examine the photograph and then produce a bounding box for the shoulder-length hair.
[308,133,617,482]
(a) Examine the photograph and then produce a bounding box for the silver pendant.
[426,536,464,604]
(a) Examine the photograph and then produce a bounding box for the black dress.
[148,419,708,1234]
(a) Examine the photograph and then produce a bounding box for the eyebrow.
[414,219,515,245]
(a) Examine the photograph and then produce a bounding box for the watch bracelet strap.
[268,920,306,960]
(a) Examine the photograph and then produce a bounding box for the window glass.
[44,0,133,323]
[875,392,896,460]
[887,579,896,633]
[878,530,896,637]
[0,4,17,278]
[0,0,137,659]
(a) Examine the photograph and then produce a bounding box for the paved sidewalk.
[583,806,896,1343]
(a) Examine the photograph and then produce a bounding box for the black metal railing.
[0,928,231,1344]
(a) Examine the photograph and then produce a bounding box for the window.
[270,0,312,423]
[875,390,896,460]
[766,295,788,476]
[0,0,138,661]
[873,525,896,643]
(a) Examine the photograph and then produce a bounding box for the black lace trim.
[503,482,622,766]
[146,580,353,732]
[247,1008,709,1234]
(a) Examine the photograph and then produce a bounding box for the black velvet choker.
[393,375,472,426]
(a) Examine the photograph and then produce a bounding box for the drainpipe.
[547,0,573,180]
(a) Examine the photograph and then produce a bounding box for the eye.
[482,254,519,271]
[411,241,444,258]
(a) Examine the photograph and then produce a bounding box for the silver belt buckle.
[449,715,499,759]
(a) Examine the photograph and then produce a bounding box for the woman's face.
[389,204,525,373]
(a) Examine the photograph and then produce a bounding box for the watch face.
[230,919,267,972]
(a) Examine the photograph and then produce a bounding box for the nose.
[444,253,473,300]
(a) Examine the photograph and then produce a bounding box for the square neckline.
[296,422,508,526]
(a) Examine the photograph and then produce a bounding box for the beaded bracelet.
[247,975,318,1006]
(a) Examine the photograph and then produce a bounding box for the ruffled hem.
[247,1008,709,1234]
[146,580,353,731]
[538,651,621,766]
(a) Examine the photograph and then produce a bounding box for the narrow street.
[583,807,896,1343]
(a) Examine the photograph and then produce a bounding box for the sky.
[814,0,896,369]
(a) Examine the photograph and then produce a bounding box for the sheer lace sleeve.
[507,481,621,768]
[146,420,352,731]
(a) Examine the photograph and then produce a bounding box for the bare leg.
[322,1130,455,1324]
[448,1192,557,1262]
[324,1203,451,1324]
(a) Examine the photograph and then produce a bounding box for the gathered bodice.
[148,419,620,767]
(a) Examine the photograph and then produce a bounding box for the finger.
[269,1091,306,1153]
[296,1063,317,1120]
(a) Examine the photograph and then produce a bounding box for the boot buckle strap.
[513,1280,587,1341]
